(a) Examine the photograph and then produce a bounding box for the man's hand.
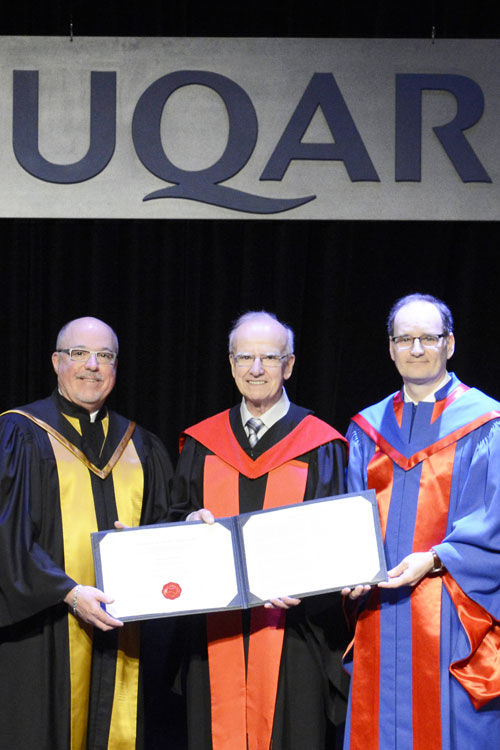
[378,551,434,589]
[341,584,372,600]
[186,509,215,524]
[264,596,301,610]
[64,585,124,631]
[113,520,130,530]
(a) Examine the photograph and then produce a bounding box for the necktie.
[246,417,264,448]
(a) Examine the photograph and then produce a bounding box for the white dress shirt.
[403,372,451,404]
[240,389,290,441]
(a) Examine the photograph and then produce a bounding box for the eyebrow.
[67,345,115,351]
[234,351,283,355]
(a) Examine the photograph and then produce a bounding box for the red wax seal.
[162,582,182,600]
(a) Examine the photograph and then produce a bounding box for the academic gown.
[170,403,350,750]
[0,391,173,750]
[344,374,500,750]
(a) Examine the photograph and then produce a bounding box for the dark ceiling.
[3,1,500,39]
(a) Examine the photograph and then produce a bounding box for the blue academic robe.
[344,374,500,750]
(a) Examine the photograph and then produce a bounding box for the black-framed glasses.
[57,348,117,365]
[232,353,290,368]
[390,334,447,350]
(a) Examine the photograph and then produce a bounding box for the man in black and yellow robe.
[0,317,172,750]
[169,311,349,750]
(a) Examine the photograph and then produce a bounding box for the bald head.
[228,311,294,355]
[56,317,119,353]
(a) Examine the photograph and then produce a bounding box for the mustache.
[76,373,104,382]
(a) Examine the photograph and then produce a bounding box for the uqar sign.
[2,37,499,219]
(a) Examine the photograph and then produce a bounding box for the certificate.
[92,489,386,621]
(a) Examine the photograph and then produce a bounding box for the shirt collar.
[56,389,104,423]
[240,388,290,429]
[403,372,451,404]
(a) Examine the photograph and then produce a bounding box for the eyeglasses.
[232,353,290,368]
[57,348,117,365]
[390,334,447,350]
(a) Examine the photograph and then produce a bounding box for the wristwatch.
[430,548,444,573]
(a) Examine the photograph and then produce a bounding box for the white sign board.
[2,37,499,219]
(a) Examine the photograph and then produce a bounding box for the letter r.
[395,73,491,182]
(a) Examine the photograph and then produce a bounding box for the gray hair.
[228,311,294,354]
[387,293,454,337]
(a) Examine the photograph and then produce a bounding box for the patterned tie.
[246,417,264,448]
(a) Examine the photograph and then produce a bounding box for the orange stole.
[347,443,455,750]
[352,410,500,473]
[347,450,393,750]
[204,455,309,750]
[391,384,471,427]
[409,444,455,750]
[183,410,345,480]
[444,575,500,708]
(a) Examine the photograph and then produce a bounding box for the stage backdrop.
[0,219,498,462]
[2,37,499,219]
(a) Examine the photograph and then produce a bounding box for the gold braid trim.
[1,409,136,479]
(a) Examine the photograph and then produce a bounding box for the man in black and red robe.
[170,310,349,750]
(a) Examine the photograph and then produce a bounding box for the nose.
[410,338,425,356]
[85,352,99,369]
[249,356,265,375]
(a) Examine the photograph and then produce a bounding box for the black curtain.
[5,1,500,39]
[1,2,500,461]
[1,219,499,460]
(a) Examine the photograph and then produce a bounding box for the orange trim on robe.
[352,410,500,472]
[204,453,310,750]
[182,410,346,478]
[409,444,455,750]
[346,449,394,750]
[391,383,470,427]
[444,576,500,709]
[392,392,404,427]
[346,443,455,750]
[347,591,381,750]
[184,410,346,750]
[430,383,470,423]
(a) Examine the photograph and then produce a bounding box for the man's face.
[389,301,455,389]
[51,318,118,412]
[230,318,295,415]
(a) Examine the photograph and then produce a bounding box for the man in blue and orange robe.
[170,311,349,750]
[344,294,500,750]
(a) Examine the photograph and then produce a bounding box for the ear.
[51,351,60,374]
[389,338,396,363]
[446,333,455,360]
[283,354,295,381]
[229,353,237,380]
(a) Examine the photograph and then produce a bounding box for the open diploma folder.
[92,490,386,621]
